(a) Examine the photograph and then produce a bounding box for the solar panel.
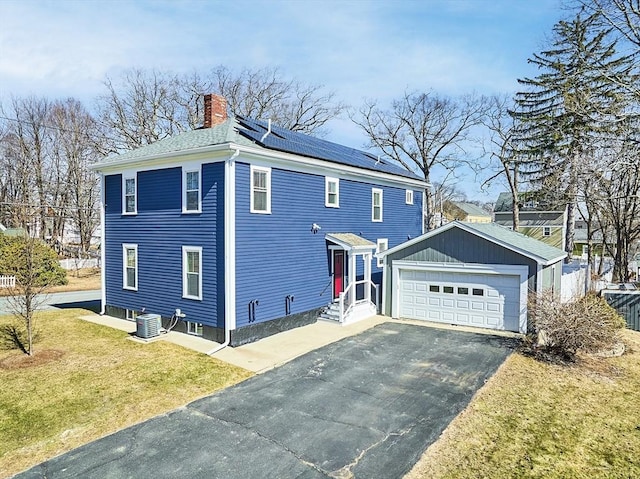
[237,117,422,181]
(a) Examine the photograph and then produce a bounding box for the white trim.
[182,165,202,213]
[224,152,237,331]
[182,245,203,300]
[372,188,383,222]
[122,243,138,291]
[186,321,203,336]
[392,261,529,334]
[100,174,106,314]
[122,173,137,215]
[376,238,388,268]
[250,165,271,214]
[92,142,428,190]
[382,221,566,266]
[405,189,414,205]
[325,176,340,208]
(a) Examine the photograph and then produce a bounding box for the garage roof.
[382,221,567,266]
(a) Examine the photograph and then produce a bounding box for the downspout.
[99,173,106,315]
[207,148,240,355]
[260,119,272,143]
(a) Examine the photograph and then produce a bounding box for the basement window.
[187,321,203,336]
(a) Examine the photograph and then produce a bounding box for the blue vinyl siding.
[234,162,422,327]
[104,163,225,327]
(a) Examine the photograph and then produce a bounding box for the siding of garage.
[383,227,539,315]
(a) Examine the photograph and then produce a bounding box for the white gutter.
[207,148,239,355]
[99,173,106,315]
[260,119,272,142]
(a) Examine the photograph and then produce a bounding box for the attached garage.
[380,221,566,333]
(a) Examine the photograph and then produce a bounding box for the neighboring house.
[494,192,566,249]
[444,201,492,223]
[92,94,426,346]
[379,221,566,333]
[572,218,613,258]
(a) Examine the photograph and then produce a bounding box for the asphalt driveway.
[14,322,516,479]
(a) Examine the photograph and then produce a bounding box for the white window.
[406,189,414,205]
[122,244,138,290]
[250,165,271,214]
[187,321,203,336]
[122,174,137,214]
[183,246,202,300]
[183,167,201,213]
[325,177,340,208]
[126,309,137,321]
[543,226,551,237]
[372,188,383,222]
[376,238,388,268]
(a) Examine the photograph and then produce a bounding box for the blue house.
[93,94,426,346]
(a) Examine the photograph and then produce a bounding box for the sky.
[0,0,567,202]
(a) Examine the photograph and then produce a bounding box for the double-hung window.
[183,246,202,300]
[183,167,201,213]
[250,165,271,214]
[123,174,137,214]
[122,244,138,290]
[372,188,383,222]
[325,177,339,208]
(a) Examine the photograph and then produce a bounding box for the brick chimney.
[203,94,228,128]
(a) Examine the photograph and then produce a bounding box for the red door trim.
[333,251,344,299]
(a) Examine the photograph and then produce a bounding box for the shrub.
[529,291,626,359]
[0,235,67,287]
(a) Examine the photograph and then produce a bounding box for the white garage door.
[398,269,521,331]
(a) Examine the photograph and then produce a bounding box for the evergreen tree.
[510,11,637,258]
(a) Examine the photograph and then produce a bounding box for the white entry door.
[398,268,522,332]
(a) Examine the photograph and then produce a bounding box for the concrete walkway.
[79,313,388,373]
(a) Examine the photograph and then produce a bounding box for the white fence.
[561,263,588,302]
[59,258,100,270]
[0,275,16,288]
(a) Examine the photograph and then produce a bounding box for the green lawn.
[0,309,252,478]
[406,329,640,479]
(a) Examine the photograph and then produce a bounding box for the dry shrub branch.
[529,291,625,359]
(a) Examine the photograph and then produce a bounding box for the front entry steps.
[319,300,377,325]
[319,301,341,322]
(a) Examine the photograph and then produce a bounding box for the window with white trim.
[183,246,202,300]
[325,177,339,208]
[543,226,551,237]
[405,189,414,205]
[123,175,137,214]
[376,238,388,268]
[372,188,383,222]
[122,244,138,290]
[187,321,203,336]
[250,165,271,213]
[183,167,201,213]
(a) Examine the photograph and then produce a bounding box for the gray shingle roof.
[97,119,255,164]
[382,220,567,265]
[95,116,424,183]
[453,202,491,217]
[460,221,566,263]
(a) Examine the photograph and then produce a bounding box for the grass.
[0,309,252,478]
[405,329,640,479]
[0,267,101,297]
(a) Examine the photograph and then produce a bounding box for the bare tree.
[212,66,346,135]
[578,0,640,48]
[482,94,527,230]
[352,91,488,229]
[97,66,347,153]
